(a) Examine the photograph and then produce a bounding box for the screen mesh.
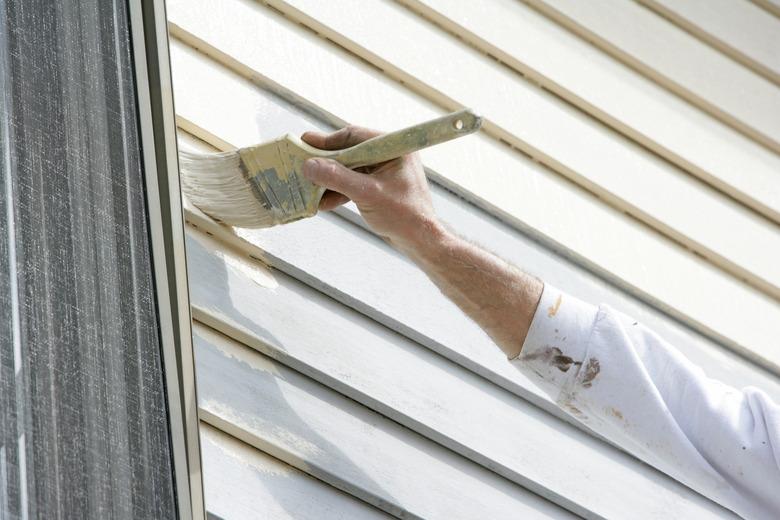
[0,0,177,517]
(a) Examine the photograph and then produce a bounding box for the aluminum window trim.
[128,1,204,518]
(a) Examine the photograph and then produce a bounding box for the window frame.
[128,1,204,518]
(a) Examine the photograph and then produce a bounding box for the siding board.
[168,32,780,374]
[752,0,780,18]
[638,0,780,85]
[201,423,392,519]
[398,0,780,226]
[268,0,780,300]
[193,320,576,519]
[525,0,780,152]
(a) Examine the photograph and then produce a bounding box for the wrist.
[392,216,454,263]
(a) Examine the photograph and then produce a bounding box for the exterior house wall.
[166,1,780,518]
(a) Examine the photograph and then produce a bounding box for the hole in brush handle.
[449,108,482,133]
[337,109,482,168]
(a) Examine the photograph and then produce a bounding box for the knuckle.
[333,125,380,148]
[343,126,357,141]
[326,126,354,148]
[321,161,339,180]
[363,180,383,199]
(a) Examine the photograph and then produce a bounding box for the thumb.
[303,158,372,201]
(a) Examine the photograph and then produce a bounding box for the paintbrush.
[178,108,482,228]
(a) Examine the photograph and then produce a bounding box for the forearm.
[300,134,542,358]
[393,219,543,359]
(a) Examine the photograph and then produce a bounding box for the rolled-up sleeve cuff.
[509,284,599,398]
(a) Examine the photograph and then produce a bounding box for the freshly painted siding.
[636,0,780,85]
[167,1,779,518]
[200,422,391,519]
[524,0,780,152]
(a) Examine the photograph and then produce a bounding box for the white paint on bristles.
[179,149,277,228]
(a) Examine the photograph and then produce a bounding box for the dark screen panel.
[0,0,177,518]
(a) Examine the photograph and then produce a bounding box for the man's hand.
[301,126,443,252]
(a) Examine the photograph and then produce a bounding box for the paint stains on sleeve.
[581,358,601,388]
[552,352,581,373]
[522,345,582,372]
[547,295,562,317]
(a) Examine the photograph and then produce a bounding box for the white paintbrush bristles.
[178,150,277,228]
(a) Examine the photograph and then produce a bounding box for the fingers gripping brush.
[178,109,482,228]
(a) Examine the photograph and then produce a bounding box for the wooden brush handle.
[333,108,482,169]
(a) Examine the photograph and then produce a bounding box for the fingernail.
[303,158,320,179]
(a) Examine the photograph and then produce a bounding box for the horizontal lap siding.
[269,0,780,300]
[176,112,780,405]
[185,222,737,518]
[168,0,779,518]
[400,0,780,228]
[193,317,573,519]
[526,0,780,152]
[166,0,780,374]
[753,0,780,18]
[636,0,780,85]
[200,422,392,519]
[170,40,780,405]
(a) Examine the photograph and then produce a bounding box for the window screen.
[0,0,178,517]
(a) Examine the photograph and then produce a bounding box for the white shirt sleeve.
[510,284,780,520]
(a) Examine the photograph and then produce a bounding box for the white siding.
[525,0,780,152]
[168,0,780,372]
[167,1,780,518]
[637,0,780,85]
[200,422,391,519]
[401,0,780,230]
[270,0,780,298]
